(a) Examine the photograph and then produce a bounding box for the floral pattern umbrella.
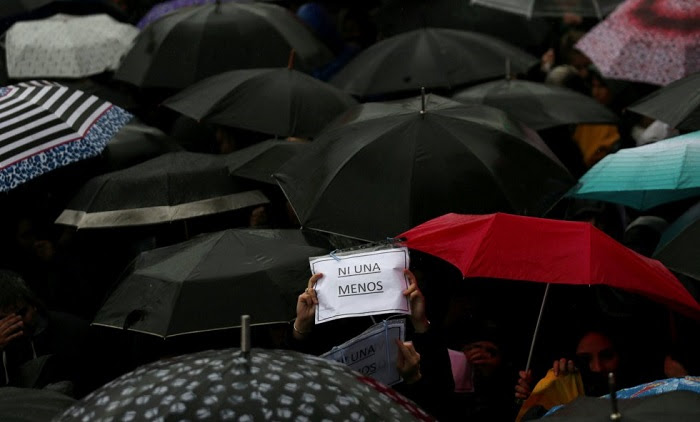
[576,0,700,86]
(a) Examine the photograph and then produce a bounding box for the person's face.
[575,332,619,374]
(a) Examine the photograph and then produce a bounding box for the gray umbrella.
[0,386,75,422]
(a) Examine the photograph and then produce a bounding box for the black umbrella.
[373,0,553,53]
[0,387,76,422]
[163,66,358,138]
[274,93,574,241]
[654,201,700,280]
[225,139,308,185]
[115,2,333,89]
[101,119,183,171]
[91,229,329,338]
[452,78,619,130]
[54,151,268,229]
[329,27,538,98]
[471,0,622,19]
[543,390,700,421]
[627,71,700,132]
[55,347,434,421]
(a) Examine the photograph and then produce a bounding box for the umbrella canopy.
[92,229,329,338]
[452,78,618,130]
[397,212,700,320]
[329,27,538,98]
[615,377,700,399]
[627,71,700,132]
[567,131,700,210]
[470,0,622,18]
[56,348,434,421]
[0,0,53,19]
[226,139,308,184]
[274,94,574,241]
[115,2,333,89]
[0,387,76,422]
[163,67,358,138]
[136,0,251,29]
[373,0,552,53]
[542,390,700,421]
[575,0,700,86]
[654,201,700,280]
[101,119,183,171]
[54,151,269,228]
[5,14,138,79]
[0,80,133,192]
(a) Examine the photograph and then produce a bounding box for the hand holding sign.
[293,273,322,340]
[396,339,422,384]
[403,269,429,334]
[310,247,411,324]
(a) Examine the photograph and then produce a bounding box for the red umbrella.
[398,212,700,320]
[575,0,700,86]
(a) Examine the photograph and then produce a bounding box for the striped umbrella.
[0,80,133,192]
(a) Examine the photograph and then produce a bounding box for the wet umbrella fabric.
[542,390,700,421]
[397,212,700,320]
[56,348,434,421]
[226,139,307,185]
[115,2,333,89]
[470,0,622,18]
[0,387,76,421]
[0,80,133,192]
[163,68,358,138]
[54,151,269,228]
[274,94,574,241]
[136,0,249,29]
[575,0,700,86]
[329,27,538,98]
[567,131,700,210]
[452,79,618,130]
[627,71,700,132]
[5,13,138,79]
[91,229,329,338]
[614,377,700,399]
[373,0,552,53]
[654,201,700,280]
[0,0,53,19]
[101,119,182,171]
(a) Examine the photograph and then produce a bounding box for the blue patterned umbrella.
[567,131,700,209]
[0,80,133,192]
[614,376,700,399]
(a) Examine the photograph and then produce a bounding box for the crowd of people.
[0,1,698,421]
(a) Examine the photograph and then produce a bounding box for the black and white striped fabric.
[0,80,133,191]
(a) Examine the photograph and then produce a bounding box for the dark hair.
[0,270,39,311]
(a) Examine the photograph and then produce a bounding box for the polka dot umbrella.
[55,347,434,421]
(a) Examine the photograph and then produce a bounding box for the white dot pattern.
[56,349,431,421]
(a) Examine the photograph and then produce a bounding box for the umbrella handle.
[525,283,551,372]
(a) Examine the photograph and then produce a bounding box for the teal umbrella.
[567,131,700,210]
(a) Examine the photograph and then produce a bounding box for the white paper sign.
[310,247,411,324]
[321,319,406,386]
